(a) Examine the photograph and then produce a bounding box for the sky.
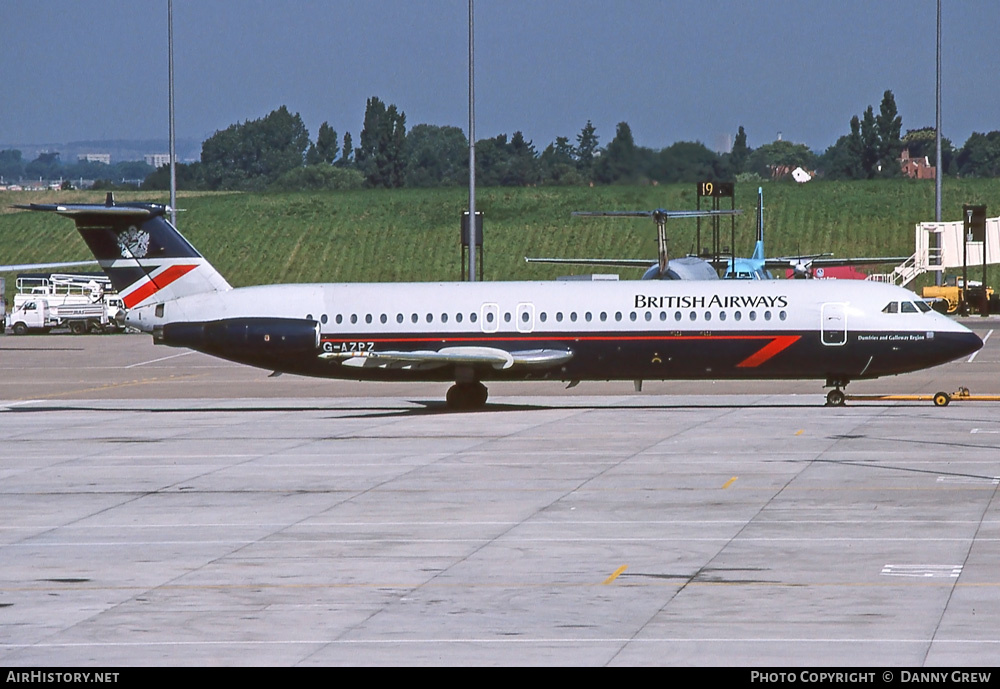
[2,0,999,155]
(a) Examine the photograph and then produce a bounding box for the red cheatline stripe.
[321,334,797,344]
[736,335,801,368]
[122,264,197,308]
[320,333,802,367]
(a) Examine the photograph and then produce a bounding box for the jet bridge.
[870,215,1000,286]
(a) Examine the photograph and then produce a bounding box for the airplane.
[12,194,982,409]
[526,188,908,280]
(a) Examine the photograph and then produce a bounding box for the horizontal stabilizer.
[13,203,154,218]
[572,209,743,219]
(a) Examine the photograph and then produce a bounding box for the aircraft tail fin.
[13,195,231,309]
[751,187,765,262]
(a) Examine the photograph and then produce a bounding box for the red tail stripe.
[122,264,197,308]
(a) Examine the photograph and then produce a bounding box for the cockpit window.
[916,301,932,313]
[882,302,899,314]
[901,301,918,313]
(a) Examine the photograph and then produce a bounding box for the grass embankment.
[2,180,999,300]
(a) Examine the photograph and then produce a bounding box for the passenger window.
[570,312,578,322]
[630,312,637,322]
[365,314,372,324]
[411,313,418,323]
[456,312,463,323]
[380,314,387,324]
[779,311,787,321]
[600,312,607,322]
[556,312,563,322]
[689,311,696,321]
[734,311,742,321]
[585,312,592,322]
[539,312,547,322]
[470,312,478,323]
[704,311,712,321]
[749,311,757,321]
[336,314,343,325]
[719,311,727,321]
[350,314,358,324]
[615,312,622,322]
[674,311,682,321]
[396,313,403,323]
[441,313,448,323]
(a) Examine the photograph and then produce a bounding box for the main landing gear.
[825,377,850,406]
[446,381,489,410]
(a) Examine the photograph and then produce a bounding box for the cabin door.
[821,302,848,346]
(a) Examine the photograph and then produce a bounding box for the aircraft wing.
[798,256,909,267]
[525,257,652,268]
[764,254,906,270]
[320,346,574,371]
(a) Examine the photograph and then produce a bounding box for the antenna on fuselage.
[571,209,743,279]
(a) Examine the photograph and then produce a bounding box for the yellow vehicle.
[922,276,997,314]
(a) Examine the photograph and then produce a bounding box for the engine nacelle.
[160,317,320,356]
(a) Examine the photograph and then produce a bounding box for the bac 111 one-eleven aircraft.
[14,195,982,409]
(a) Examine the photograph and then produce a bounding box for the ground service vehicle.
[7,300,111,335]
[922,276,1000,314]
[6,273,124,334]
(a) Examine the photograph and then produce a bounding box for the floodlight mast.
[934,0,942,286]
[467,0,476,282]
[168,0,177,228]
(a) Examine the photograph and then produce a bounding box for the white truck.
[7,300,112,335]
[6,273,124,335]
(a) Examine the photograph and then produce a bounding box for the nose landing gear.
[825,377,850,406]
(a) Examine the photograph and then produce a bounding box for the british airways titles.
[634,294,789,310]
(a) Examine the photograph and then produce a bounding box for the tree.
[504,131,540,186]
[956,131,1000,178]
[314,122,339,164]
[729,125,750,175]
[575,120,600,179]
[902,127,955,175]
[539,136,582,185]
[653,141,723,183]
[746,140,816,179]
[200,106,311,190]
[0,149,25,181]
[339,132,353,167]
[860,106,880,178]
[355,96,407,188]
[404,124,467,187]
[595,122,639,184]
[875,90,903,177]
[25,151,61,180]
[821,116,863,179]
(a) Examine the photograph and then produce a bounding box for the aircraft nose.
[943,330,984,361]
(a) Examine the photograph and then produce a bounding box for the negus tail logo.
[15,196,230,308]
